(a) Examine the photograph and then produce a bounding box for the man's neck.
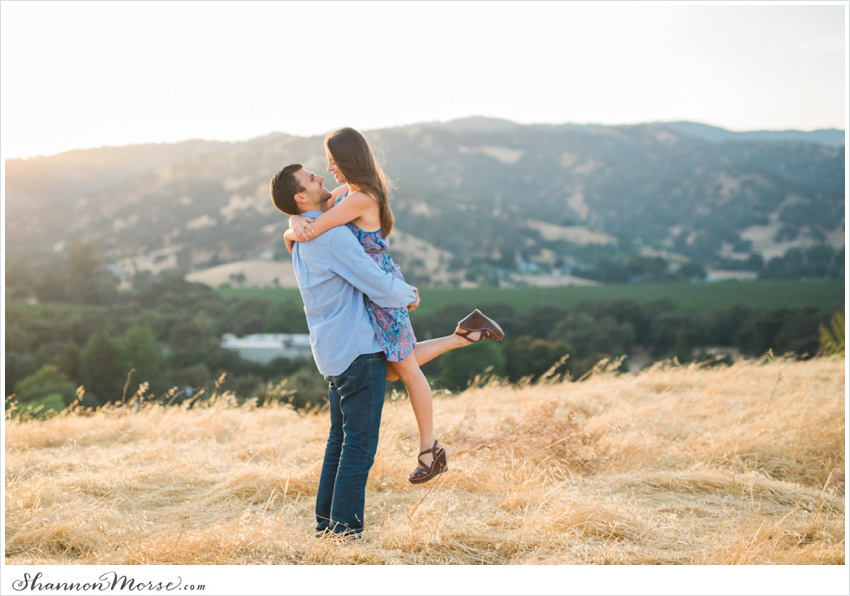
[300,201,328,216]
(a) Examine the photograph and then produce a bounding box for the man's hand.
[407,287,420,312]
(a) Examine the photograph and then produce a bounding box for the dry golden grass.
[4,355,846,566]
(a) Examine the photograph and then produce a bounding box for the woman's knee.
[385,362,400,382]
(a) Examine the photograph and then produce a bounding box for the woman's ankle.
[454,328,481,343]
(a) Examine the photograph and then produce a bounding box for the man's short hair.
[269,164,304,215]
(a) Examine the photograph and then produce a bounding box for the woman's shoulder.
[330,184,350,201]
[344,189,379,204]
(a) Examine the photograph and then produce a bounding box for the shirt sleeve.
[328,230,416,308]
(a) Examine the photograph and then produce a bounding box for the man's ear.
[293,192,308,207]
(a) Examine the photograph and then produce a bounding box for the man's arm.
[328,229,416,309]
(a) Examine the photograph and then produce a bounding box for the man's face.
[294,168,332,209]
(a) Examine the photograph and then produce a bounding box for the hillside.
[5,355,844,578]
[3,119,844,289]
[4,139,234,216]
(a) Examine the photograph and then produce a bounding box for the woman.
[284,127,504,484]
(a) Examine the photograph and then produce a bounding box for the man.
[269,164,418,537]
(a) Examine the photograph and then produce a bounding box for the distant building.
[705,270,759,282]
[220,333,312,363]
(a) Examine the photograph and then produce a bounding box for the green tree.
[264,300,309,333]
[171,363,213,404]
[674,261,707,281]
[262,368,328,410]
[549,312,635,359]
[33,262,68,302]
[221,298,273,336]
[743,310,787,354]
[54,341,83,381]
[672,324,691,362]
[520,305,570,339]
[80,329,130,405]
[626,255,669,282]
[773,309,822,356]
[166,319,216,352]
[503,337,572,383]
[804,244,836,278]
[66,241,99,302]
[13,364,77,406]
[65,241,118,304]
[121,324,166,392]
[5,351,37,396]
[647,312,705,358]
[704,306,755,347]
[437,342,506,392]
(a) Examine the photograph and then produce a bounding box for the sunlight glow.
[1,1,846,159]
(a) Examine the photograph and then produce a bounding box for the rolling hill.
[4,118,844,288]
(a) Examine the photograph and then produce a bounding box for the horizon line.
[3,116,846,161]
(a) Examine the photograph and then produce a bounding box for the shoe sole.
[408,464,447,485]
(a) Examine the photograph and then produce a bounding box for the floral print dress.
[337,193,416,362]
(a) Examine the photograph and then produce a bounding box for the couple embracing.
[269,127,503,537]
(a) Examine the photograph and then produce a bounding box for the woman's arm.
[288,214,316,241]
[290,192,376,241]
[288,185,348,241]
[283,229,298,251]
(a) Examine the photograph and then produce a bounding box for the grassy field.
[217,279,845,316]
[5,355,845,590]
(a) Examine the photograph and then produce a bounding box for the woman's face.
[326,150,347,184]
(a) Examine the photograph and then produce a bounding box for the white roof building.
[221,333,312,364]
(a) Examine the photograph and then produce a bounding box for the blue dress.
[336,193,416,362]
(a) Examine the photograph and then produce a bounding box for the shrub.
[13,364,77,407]
[437,341,506,392]
[818,311,845,356]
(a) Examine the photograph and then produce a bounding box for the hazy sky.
[1,1,846,159]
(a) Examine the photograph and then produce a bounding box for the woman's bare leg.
[386,331,481,381]
[386,352,444,469]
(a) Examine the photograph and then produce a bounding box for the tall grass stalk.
[5,356,844,565]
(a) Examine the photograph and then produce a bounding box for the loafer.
[455,309,505,342]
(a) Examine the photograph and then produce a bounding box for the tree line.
[5,242,842,415]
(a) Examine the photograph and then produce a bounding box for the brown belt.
[365,249,384,254]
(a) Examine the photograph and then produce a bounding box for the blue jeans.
[315,352,387,536]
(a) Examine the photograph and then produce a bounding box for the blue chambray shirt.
[291,211,416,376]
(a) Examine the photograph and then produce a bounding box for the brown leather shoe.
[455,309,505,342]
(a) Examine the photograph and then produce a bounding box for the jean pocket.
[327,372,359,401]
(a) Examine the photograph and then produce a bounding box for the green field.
[217,280,845,316]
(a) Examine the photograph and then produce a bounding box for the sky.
[1,0,847,159]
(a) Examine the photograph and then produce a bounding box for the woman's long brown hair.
[325,127,394,237]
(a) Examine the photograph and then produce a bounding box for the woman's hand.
[289,214,316,241]
[407,287,420,312]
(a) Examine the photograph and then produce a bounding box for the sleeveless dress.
[336,193,416,362]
